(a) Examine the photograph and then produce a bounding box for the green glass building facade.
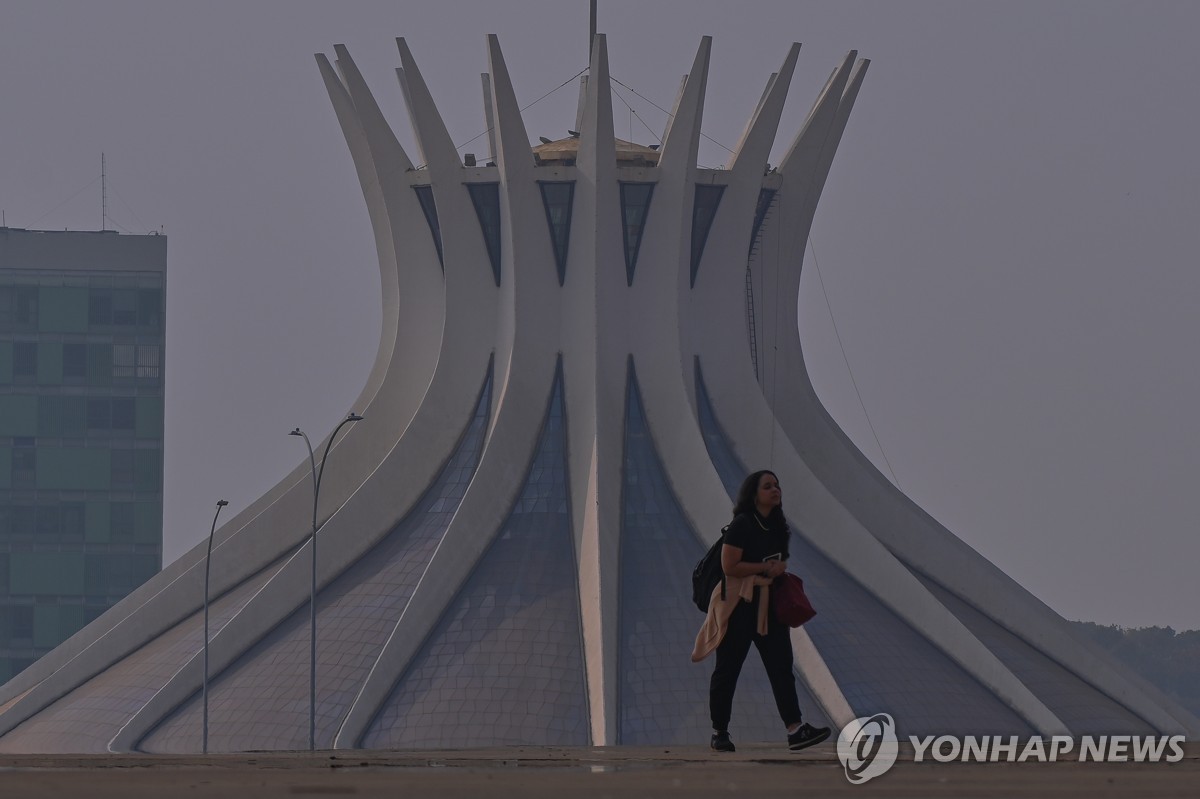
[0,227,166,683]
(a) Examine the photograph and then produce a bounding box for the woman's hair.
[732,470,785,520]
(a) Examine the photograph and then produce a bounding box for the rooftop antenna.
[576,0,598,132]
[589,0,597,61]
[101,152,107,231]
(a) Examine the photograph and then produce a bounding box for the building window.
[538,181,575,286]
[467,182,502,286]
[137,344,161,378]
[619,182,655,286]
[135,450,162,491]
[13,287,38,328]
[690,184,725,287]
[87,343,112,385]
[0,287,12,329]
[88,398,111,430]
[112,344,158,379]
[13,342,37,379]
[11,607,33,640]
[11,444,36,488]
[36,505,61,537]
[39,395,87,437]
[84,556,106,595]
[113,344,135,378]
[111,450,134,488]
[62,342,87,380]
[110,503,135,543]
[112,289,138,325]
[62,503,86,541]
[89,289,113,325]
[138,289,163,329]
[413,185,444,268]
[111,397,136,430]
[8,506,34,541]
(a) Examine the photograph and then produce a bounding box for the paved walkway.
[0,742,1196,798]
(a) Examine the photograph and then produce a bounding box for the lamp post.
[202,498,229,755]
[289,411,363,751]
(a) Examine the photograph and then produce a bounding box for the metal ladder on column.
[745,191,778,381]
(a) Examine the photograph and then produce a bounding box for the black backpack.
[692,526,728,613]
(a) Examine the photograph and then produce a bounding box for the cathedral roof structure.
[0,30,1195,754]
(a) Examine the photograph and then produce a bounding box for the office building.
[0,227,165,683]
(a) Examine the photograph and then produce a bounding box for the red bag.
[772,573,817,627]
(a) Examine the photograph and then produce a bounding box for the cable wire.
[109,183,151,234]
[807,236,901,487]
[609,84,663,144]
[412,66,589,169]
[27,175,102,229]
[610,74,735,154]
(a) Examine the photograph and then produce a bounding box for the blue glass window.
[693,358,745,499]
[793,535,1031,736]
[619,182,655,286]
[538,182,575,285]
[689,184,725,287]
[914,573,1155,735]
[139,366,496,752]
[5,560,286,753]
[467,183,502,286]
[363,361,587,749]
[412,185,444,269]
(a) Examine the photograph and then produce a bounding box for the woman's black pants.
[709,600,803,732]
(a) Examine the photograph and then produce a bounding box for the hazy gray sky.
[2,1,1197,630]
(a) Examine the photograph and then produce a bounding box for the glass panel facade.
[619,182,654,286]
[0,560,285,754]
[689,184,725,287]
[913,573,1156,734]
[538,181,575,285]
[141,367,494,752]
[467,182,502,286]
[693,359,746,497]
[618,362,816,744]
[412,185,444,268]
[0,235,164,684]
[794,535,1032,737]
[363,366,588,749]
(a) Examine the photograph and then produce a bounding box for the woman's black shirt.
[723,511,791,565]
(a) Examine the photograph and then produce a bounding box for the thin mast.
[589,0,597,60]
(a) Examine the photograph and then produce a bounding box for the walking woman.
[709,469,830,752]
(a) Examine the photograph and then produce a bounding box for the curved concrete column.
[563,34,624,746]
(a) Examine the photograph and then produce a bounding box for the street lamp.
[202,498,229,755]
[289,411,364,751]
